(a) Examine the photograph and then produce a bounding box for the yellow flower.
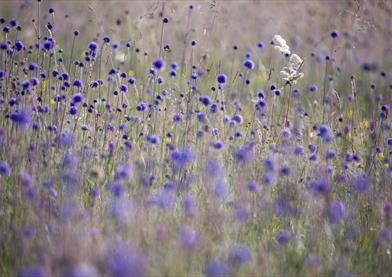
[128,70,135,77]
[50,99,56,105]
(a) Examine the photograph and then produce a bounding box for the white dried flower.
[289,54,303,68]
[272,35,291,55]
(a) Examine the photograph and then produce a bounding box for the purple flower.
[146,134,160,145]
[317,124,334,143]
[243,59,255,70]
[180,226,199,250]
[106,244,148,277]
[310,84,318,93]
[379,228,391,242]
[114,163,132,181]
[73,79,84,88]
[328,200,347,223]
[0,161,11,176]
[152,58,165,70]
[353,173,369,192]
[217,73,227,84]
[247,180,259,192]
[234,143,254,166]
[277,229,291,245]
[18,265,48,277]
[183,194,197,217]
[171,147,195,171]
[212,141,224,150]
[232,114,243,124]
[10,108,32,129]
[230,244,252,265]
[205,260,230,277]
[72,92,84,104]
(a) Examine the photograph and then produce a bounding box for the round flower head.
[310,84,318,93]
[183,194,197,217]
[331,30,339,38]
[230,244,252,265]
[277,229,291,245]
[152,58,165,71]
[205,260,230,277]
[180,226,199,250]
[106,244,148,277]
[353,173,369,192]
[72,93,84,104]
[171,147,195,171]
[18,265,48,277]
[88,41,98,52]
[0,161,11,176]
[216,73,227,84]
[329,200,347,223]
[247,180,259,192]
[146,135,160,145]
[243,59,255,70]
[73,79,84,88]
[10,108,32,129]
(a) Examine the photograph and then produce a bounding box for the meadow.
[0,0,392,276]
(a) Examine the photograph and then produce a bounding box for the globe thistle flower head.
[234,143,254,166]
[247,180,259,192]
[216,73,227,85]
[317,124,334,143]
[73,79,84,88]
[0,161,11,176]
[10,108,32,129]
[180,226,199,250]
[379,228,391,242]
[230,244,252,265]
[353,173,369,192]
[106,244,148,277]
[205,260,230,277]
[18,265,48,277]
[15,39,24,51]
[171,147,195,172]
[243,59,255,70]
[72,92,84,104]
[212,141,224,150]
[59,132,75,148]
[146,134,160,145]
[329,200,347,223]
[277,229,291,245]
[183,194,197,217]
[152,58,165,71]
[88,41,98,52]
[114,163,132,181]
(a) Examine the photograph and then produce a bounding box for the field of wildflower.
[0,0,391,276]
